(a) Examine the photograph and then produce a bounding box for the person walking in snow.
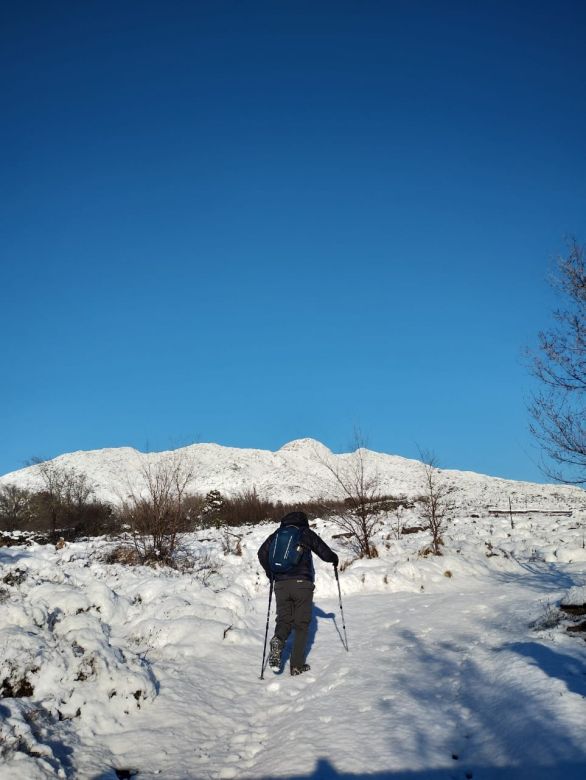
[257,511,338,676]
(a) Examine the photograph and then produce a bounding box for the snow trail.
[90,572,586,780]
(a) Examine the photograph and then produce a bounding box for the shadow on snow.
[93,757,586,779]
[506,640,586,698]
[490,559,579,592]
[252,758,586,779]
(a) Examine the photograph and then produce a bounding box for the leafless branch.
[418,449,457,555]
[313,431,382,558]
[528,239,586,483]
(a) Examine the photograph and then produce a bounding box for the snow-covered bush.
[529,599,562,631]
[0,698,66,779]
[560,585,586,607]
[0,561,157,731]
[200,489,225,527]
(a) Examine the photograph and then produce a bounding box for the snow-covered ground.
[2,501,586,779]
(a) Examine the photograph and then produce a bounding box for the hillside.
[1,438,584,512]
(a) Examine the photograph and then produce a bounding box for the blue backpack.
[268,525,304,574]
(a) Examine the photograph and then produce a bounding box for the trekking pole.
[334,565,349,652]
[259,578,274,679]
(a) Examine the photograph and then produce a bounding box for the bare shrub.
[121,452,195,566]
[215,488,274,527]
[103,544,141,566]
[191,552,219,586]
[197,490,380,531]
[418,450,457,556]
[221,531,243,556]
[392,506,405,540]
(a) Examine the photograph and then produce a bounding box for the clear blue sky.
[2,0,586,481]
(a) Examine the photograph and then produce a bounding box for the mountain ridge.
[1,438,583,510]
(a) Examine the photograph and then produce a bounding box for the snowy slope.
[2,505,586,778]
[1,438,584,512]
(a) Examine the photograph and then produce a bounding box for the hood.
[280,511,309,528]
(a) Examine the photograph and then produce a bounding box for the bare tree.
[314,433,383,559]
[418,450,457,555]
[0,485,33,530]
[30,458,95,538]
[122,452,195,565]
[528,239,586,483]
[392,505,405,541]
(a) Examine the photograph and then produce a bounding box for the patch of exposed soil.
[1,675,34,698]
[2,569,26,586]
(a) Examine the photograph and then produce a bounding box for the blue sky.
[1,0,586,481]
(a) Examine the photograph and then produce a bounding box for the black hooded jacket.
[257,511,338,582]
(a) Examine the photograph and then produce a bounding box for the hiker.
[257,511,338,676]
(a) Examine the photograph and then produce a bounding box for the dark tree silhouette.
[529,240,586,483]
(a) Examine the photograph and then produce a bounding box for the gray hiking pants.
[274,579,314,669]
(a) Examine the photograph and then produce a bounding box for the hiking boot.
[268,636,284,671]
[290,664,311,676]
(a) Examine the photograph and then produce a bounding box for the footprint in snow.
[232,733,255,746]
[218,769,238,779]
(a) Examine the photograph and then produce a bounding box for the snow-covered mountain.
[1,438,584,511]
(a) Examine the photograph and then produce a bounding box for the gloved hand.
[332,553,339,567]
